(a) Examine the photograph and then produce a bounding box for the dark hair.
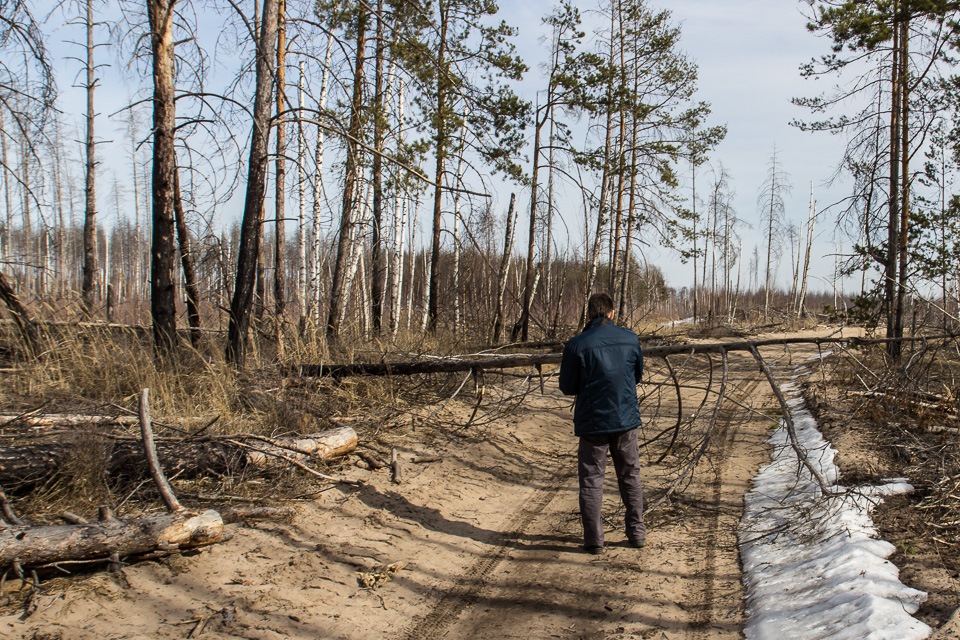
[587,293,614,320]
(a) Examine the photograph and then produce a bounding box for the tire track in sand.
[685,361,763,639]
[403,463,570,640]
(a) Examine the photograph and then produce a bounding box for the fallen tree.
[291,335,951,378]
[0,508,225,573]
[0,427,358,490]
[0,389,226,580]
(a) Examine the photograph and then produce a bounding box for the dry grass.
[0,320,513,520]
[806,338,960,544]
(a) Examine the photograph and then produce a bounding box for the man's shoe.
[583,545,604,555]
[628,537,645,548]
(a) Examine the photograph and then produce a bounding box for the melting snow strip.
[739,376,932,640]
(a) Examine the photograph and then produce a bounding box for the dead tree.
[0,268,37,354]
[0,424,358,490]
[273,0,287,360]
[226,0,280,365]
[81,0,99,315]
[148,0,179,353]
[291,335,944,379]
[173,168,202,348]
[492,193,517,343]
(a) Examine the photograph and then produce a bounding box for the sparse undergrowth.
[6,316,955,633]
[0,322,542,525]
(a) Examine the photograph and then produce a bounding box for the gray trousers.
[577,428,645,547]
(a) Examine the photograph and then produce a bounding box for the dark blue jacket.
[558,317,643,436]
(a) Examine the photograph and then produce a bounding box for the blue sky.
[497,0,854,293]
[43,0,855,296]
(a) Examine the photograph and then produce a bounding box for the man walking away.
[558,292,646,554]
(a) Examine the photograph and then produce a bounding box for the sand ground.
[3,332,941,640]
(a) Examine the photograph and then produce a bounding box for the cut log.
[0,509,224,571]
[241,427,358,465]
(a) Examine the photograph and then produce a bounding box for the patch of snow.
[739,377,932,640]
[658,317,694,330]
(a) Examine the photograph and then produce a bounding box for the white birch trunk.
[389,75,407,337]
[405,239,415,333]
[357,246,370,335]
[391,191,408,338]
[310,37,333,323]
[338,171,369,330]
[452,132,466,336]
[297,60,307,320]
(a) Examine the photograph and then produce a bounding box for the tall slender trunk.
[310,38,332,323]
[886,1,902,357]
[691,163,698,323]
[52,123,66,298]
[797,186,815,318]
[617,110,639,321]
[545,105,557,336]
[492,193,517,343]
[763,149,776,320]
[326,7,367,340]
[518,105,545,342]
[427,0,450,332]
[297,61,307,325]
[723,202,731,319]
[82,0,98,314]
[893,11,910,354]
[273,0,287,361]
[0,114,8,264]
[226,0,279,365]
[370,0,386,334]
[148,0,179,353]
[390,188,408,337]
[174,168,202,347]
[583,106,616,324]
[389,77,407,337]
[339,175,369,331]
[129,110,143,305]
[452,134,466,336]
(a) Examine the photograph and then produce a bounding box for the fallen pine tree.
[0,426,358,491]
[290,335,951,378]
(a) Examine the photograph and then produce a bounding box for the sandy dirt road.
[1,344,803,640]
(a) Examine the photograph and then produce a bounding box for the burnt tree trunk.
[148,0,179,354]
[173,168,202,348]
[227,0,280,365]
[81,0,99,315]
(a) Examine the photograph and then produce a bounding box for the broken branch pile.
[0,423,357,490]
